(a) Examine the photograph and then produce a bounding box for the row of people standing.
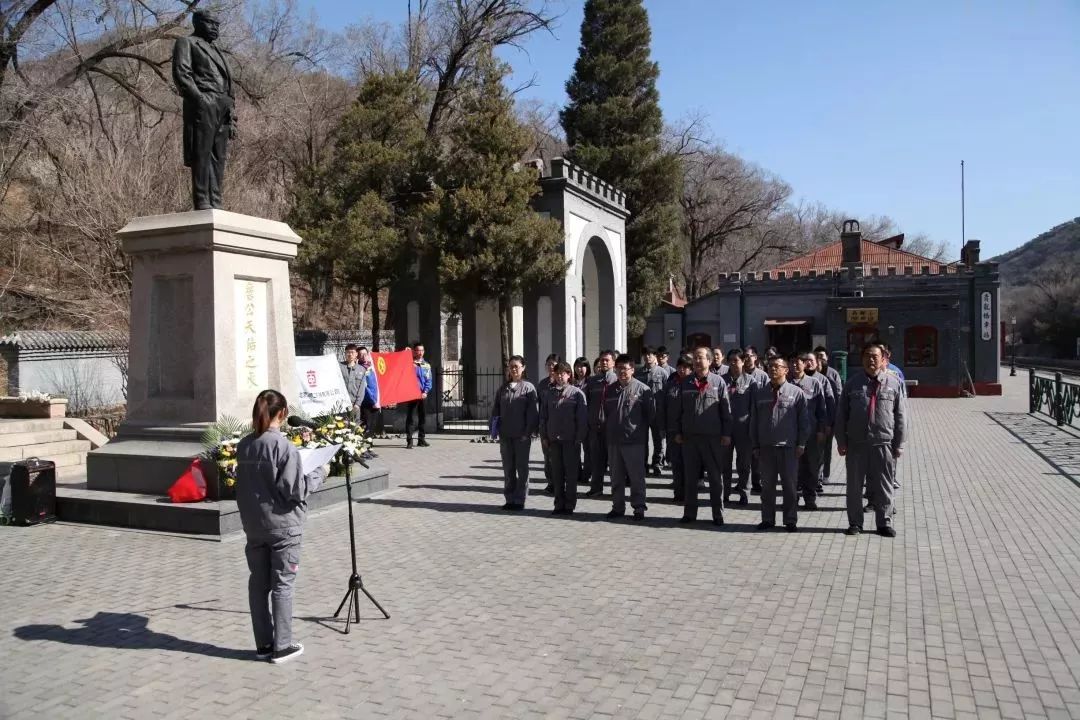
[490,341,906,536]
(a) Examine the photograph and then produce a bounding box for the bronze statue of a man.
[172,10,235,210]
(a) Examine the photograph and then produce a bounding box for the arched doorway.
[581,236,615,360]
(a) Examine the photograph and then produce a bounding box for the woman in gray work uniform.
[492,355,539,510]
[235,389,327,664]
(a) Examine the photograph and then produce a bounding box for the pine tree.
[560,0,681,340]
[288,72,427,348]
[432,53,567,365]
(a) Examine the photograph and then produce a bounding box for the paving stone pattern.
[2,374,1080,719]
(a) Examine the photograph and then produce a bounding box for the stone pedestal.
[87,210,301,494]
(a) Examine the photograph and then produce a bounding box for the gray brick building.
[646,221,1001,396]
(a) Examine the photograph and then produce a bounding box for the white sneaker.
[270,643,304,664]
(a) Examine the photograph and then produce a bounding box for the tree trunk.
[497,294,511,368]
[369,285,381,351]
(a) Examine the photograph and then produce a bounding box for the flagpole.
[961,159,965,258]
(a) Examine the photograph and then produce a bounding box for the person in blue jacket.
[406,341,433,449]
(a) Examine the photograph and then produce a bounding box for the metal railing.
[1030,369,1080,428]
[436,366,504,433]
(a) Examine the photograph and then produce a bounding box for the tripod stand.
[332,458,389,633]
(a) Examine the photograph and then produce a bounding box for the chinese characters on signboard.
[981,291,993,341]
[846,307,879,324]
[234,279,268,394]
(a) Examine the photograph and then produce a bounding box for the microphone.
[287,415,319,430]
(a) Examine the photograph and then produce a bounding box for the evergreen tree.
[432,53,566,364]
[560,0,681,340]
[288,72,427,348]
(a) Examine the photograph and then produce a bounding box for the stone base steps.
[56,463,392,538]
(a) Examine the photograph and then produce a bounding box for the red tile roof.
[773,239,944,274]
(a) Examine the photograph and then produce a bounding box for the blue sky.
[297,0,1080,259]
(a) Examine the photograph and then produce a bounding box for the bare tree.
[678,147,792,299]
[415,0,560,139]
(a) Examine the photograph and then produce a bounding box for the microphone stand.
[332,453,389,633]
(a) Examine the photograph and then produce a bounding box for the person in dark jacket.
[660,357,692,502]
[492,355,539,510]
[674,346,732,526]
[585,350,617,496]
[789,352,829,510]
[572,357,592,482]
[540,361,588,514]
[814,346,843,483]
[721,350,754,507]
[235,389,327,664]
[836,343,908,537]
[536,354,560,494]
[637,346,669,477]
[603,354,654,520]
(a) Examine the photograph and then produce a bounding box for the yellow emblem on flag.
[376,356,387,375]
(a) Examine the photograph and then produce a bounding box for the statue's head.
[192,10,221,42]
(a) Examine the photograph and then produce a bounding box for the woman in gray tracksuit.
[492,355,539,510]
[235,389,326,664]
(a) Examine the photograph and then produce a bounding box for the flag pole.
[961,159,966,258]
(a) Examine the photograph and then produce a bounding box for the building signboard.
[846,308,879,324]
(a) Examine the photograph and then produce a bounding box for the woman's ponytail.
[251,389,288,435]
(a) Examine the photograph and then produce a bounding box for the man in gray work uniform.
[789,352,829,510]
[603,354,654,521]
[585,350,617,496]
[675,346,732,526]
[836,342,908,537]
[637,346,669,477]
[721,349,754,507]
[751,357,810,532]
[814,346,843,483]
[539,361,588,515]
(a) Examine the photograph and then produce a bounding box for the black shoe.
[845,526,862,536]
[678,516,694,524]
[551,508,563,515]
[877,525,896,538]
[815,483,824,493]
[543,485,554,495]
[751,486,761,496]
[755,521,774,531]
[785,523,797,532]
[270,643,304,664]
[804,501,818,511]
[712,516,724,527]
[738,492,749,507]
[585,489,602,497]
[255,645,273,661]
[633,510,645,521]
[417,439,430,448]
[864,503,874,512]
[501,503,513,510]
[406,442,414,450]
[606,509,624,520]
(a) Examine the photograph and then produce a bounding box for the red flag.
[372,349,423,405]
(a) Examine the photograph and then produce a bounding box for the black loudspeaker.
[8,458,56,526]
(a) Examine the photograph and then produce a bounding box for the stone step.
[55,465,391,537]
[0,418,64,435]
[0,441,91,463]
[0,429,78,448]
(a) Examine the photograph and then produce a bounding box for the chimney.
[841,219,862,264]
[961,239,981,267]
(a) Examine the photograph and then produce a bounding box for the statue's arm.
[171,37,202,102]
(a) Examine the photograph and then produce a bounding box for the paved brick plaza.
[3,373,1080,720]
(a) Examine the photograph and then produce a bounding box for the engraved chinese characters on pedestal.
[235,279,268,393]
